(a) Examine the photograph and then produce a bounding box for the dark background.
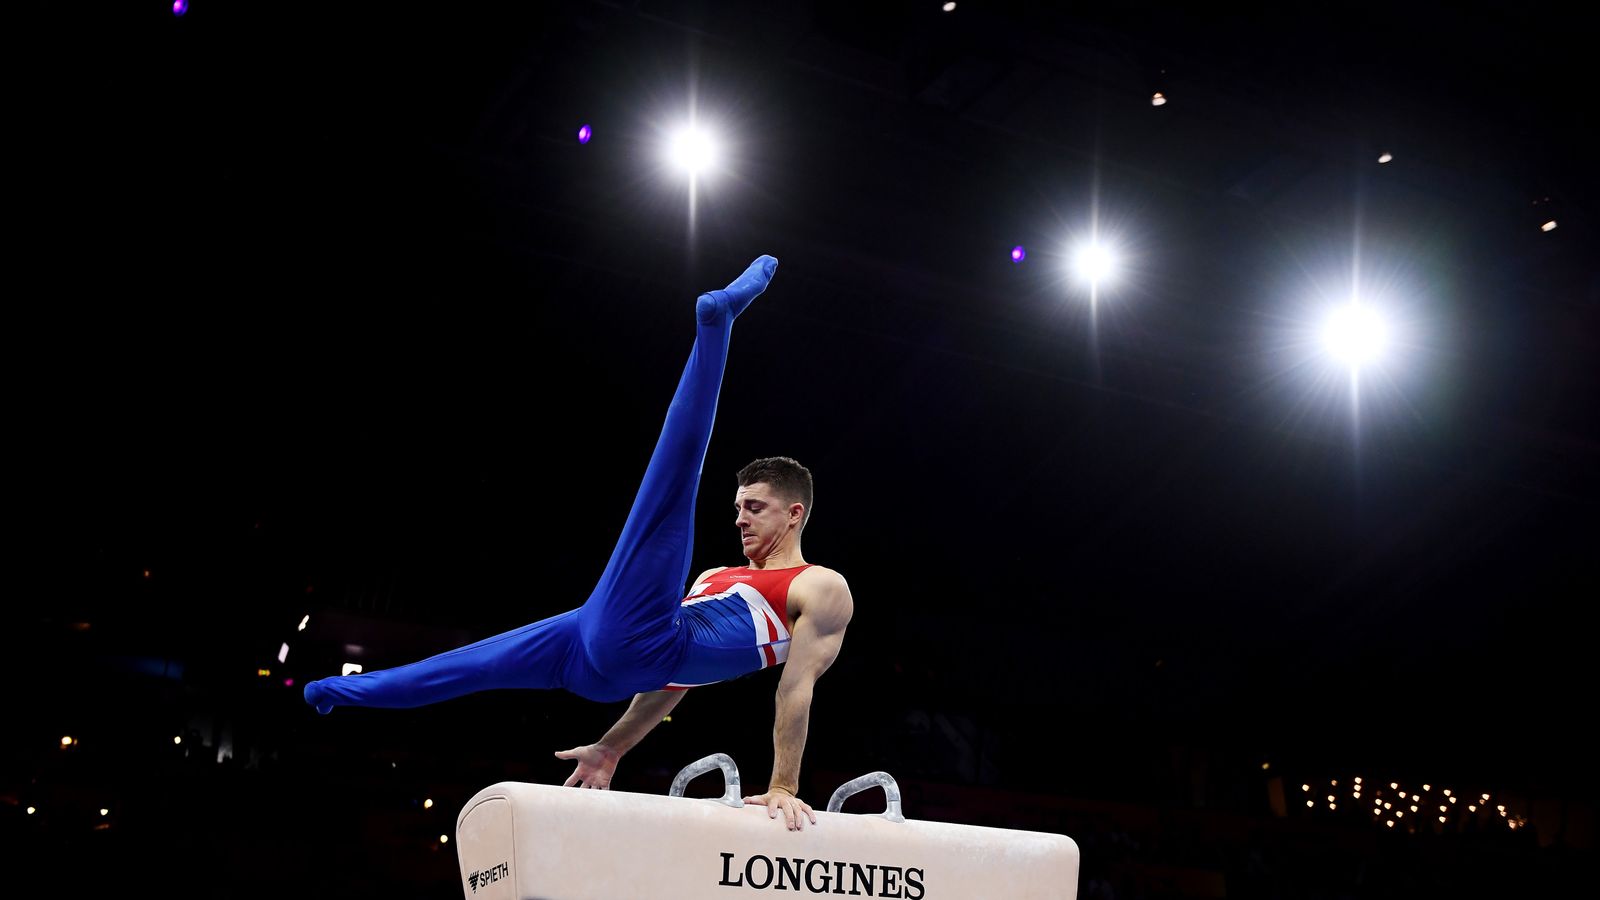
[12,1,1595,897]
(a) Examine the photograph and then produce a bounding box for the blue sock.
[697,255,778,325]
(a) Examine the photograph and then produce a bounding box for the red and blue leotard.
[667,564,812,689]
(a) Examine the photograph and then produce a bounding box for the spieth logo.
[467,861,510,892]
[719,853,925,898]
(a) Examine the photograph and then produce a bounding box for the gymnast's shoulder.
[790,565,854,622]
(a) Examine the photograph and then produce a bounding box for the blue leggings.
[303,256,778,710]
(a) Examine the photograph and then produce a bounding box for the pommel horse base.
[455,753,1079,899]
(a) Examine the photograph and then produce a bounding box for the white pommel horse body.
[455,753,1080,899]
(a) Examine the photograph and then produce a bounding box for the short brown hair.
[737,457,814,529]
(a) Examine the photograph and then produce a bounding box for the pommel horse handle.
[827,771,906,823]
[667,753,745,808]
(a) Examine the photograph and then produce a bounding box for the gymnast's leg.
[302,611,585,714]
[574,255,779,689]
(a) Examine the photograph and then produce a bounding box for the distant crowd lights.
[1302,775,1522,833]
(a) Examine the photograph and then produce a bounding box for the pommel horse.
[455,753,1080,899]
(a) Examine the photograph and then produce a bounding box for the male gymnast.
[302,256,854,830]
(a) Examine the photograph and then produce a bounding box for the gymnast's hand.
[554,743,620,790]
[744,788,817,831]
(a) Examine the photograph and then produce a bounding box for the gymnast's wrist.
[767,783,797,797]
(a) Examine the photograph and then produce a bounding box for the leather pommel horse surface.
[455,755,1079,899]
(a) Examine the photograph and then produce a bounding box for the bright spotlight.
[1320,303,1390,368]
[1074,243,1118,287]
[666,126,719,175]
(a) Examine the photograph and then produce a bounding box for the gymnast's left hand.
[744,788,817,831]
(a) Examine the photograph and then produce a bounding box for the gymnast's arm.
[745,569,854,830]
[554,690,687,789]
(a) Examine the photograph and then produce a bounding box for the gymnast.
[302,256,854,831]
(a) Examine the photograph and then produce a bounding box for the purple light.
[282,678,295,687]
[1010,245,1026,263]
[172,0,188,16]
[577,124,592,144]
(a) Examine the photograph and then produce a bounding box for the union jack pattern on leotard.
[664,564,812,690]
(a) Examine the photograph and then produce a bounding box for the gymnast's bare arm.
[744,566,854,831]
[554,690,687,789]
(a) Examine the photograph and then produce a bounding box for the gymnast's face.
[735,482,802,560]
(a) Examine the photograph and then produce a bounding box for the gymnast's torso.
[664,564,812,690]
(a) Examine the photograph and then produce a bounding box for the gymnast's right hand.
[555,743,620,790]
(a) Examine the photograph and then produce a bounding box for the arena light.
[1073,242,1118,288]
[666,126,720,176]
[1321,303,1390,369]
